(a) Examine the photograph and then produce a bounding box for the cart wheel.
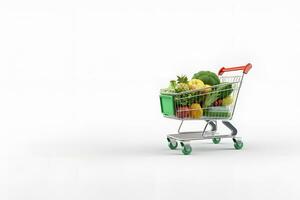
[168,141,178,150]
[182,144,192,155]
[234,140,243,150]
[212,138,221,144]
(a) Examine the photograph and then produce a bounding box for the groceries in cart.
[160,70,238,120]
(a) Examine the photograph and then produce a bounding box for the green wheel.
[234,140,243,150]
[168,141,178,150]
[182,144,192,155]
[212,137,221,144]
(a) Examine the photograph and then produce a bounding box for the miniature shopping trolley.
[159,63,252,155]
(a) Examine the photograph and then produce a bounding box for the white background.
[1,0,300,199]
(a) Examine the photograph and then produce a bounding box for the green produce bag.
[203,106,231,118]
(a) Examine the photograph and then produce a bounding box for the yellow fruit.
[188,79,205,90]
[203,84,212,93]
[222,96,234,106]
[190,103,203,119]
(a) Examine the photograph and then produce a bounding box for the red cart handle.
[218,63,252,75]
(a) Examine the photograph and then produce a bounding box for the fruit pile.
[163,71,235,119]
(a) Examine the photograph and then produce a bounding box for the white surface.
[1,0,300,199]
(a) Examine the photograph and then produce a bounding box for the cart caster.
[233,140,243,150]
[212,138,221,144]
[168,141,178,150]
[181,143,192,155]
[167,138,178,150]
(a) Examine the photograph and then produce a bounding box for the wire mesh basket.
[160,75,242,120]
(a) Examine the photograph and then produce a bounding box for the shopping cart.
[159,63,252,155]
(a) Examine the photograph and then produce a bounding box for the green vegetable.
[174,91,205,107]
[203,91,219,108]
[175,93,193,106]
[167,80,177,92]
[217,83,233,99]
[203,83,233,107]
[192,71,220,86]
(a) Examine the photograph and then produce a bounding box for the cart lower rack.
[160,63,252,155]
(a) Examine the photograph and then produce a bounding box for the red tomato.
[214,99,223,106]
[214,101,219,106]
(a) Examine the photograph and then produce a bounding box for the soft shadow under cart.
[159,63,252,155]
